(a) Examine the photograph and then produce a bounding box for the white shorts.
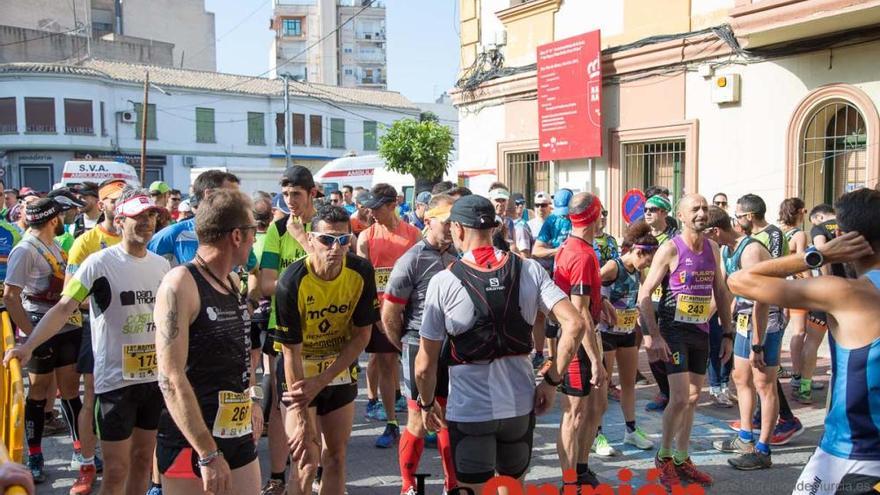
[793,447,880,495]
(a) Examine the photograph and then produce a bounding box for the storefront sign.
[537,30,602,162]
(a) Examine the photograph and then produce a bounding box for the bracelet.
[416,394,435,411]
[543,373,562,387]
[197,449,224,467]
[721,333,735,341]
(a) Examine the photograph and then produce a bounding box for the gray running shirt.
[384,240,457,334]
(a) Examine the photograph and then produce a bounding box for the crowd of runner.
[1,168,879,495]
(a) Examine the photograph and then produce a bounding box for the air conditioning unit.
[119,111,136,123]
[183,156,196,167]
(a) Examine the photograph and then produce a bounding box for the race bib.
[736,314,750,336]
[212,391,252,439]
[613,308,639,332]
[674,294,711,324]
[375,267,392,294]
[122,343,157,381]
[304,356,352,386]
[68,309,83,327]
[651,286,663,303]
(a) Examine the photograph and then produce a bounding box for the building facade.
[0,59,418,192]
[0,0,216,71]
[454,0,880,236]
[270,0,387,89]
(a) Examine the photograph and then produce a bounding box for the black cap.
[359,190,397,210]
[76,181,99,198]
[511,192,526,205]
[48,188,85,212]
[448,195,498,229]
[25,198,61,226]
[281,166,324,197]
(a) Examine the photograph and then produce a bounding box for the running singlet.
[66,225,121,276]
[0,220,21,294]
[600,258,640,334]
[63,245,170,394]
[537,214,572,250]
[250,231,271,323]
[811,219,848,278]
[649,224,680,303]
[363,220,421,299]
[723,237,783,335]
[658,236,716,332]
[821,270,880,460]
[260,215,311,330]
[553,236,602,322]
[593,234,620,266]
[157,264,252,445]
[752,224,789,259]
[384,240,458,334]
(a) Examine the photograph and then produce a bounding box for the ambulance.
[60,161,141,188]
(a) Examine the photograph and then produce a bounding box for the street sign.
[622,189,646,224]
[537,30,602,161]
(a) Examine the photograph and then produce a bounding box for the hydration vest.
[445,254,533,365]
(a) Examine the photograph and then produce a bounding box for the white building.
[0,58,419,192]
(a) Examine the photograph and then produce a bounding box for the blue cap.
[416,191,432,205]
[553,188,573,216]
[273,193,290,214]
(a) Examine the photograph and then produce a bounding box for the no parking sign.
[622,189,646,224]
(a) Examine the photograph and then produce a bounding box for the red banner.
[537,30,602,161]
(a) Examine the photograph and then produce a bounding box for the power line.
[188,0,271,61]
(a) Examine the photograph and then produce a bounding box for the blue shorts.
[734,329,783,367]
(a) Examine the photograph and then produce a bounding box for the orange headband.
[570,196,603,227]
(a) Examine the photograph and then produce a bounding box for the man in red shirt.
[553,192,608,488]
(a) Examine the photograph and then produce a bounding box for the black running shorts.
[447,412,536,484]
[659,324,709,375]
[95,382,162,441]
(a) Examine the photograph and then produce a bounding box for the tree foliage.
[378,118,454,181]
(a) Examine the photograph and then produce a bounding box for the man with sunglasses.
[357,183,422,448]
[713,193,729,213]
[274,204,379,495]
[381,194,459,495]
[403,191,431,230]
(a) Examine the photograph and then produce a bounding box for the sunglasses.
[515,200,526,206]
[714,201,728,207]
[645,207,661,213]
[309,232,352,247]
[229,224,258,233]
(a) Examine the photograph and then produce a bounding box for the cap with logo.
[25,198,61,225]
[47,188,85,212]
[448,195,498,229]
[534,191,551,205]
[115,195,160,218]
[511,192,526,206]
[98,180,126,201]
[553,188,574,216]
[19,187,39,199]
[149,181,171,195]
[281,166,324,198]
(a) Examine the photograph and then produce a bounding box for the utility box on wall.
[711,74,741,104]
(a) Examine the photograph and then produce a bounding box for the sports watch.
[751,344,764,353]
[804,246,824,269]
[248,385,264,402]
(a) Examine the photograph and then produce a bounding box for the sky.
[204,0,461,103]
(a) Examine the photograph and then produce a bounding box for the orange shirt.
[363,220,421,299]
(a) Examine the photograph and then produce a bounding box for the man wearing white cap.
[5,186,170,494]
[488,185,515,251]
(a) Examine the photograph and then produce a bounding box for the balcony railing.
[0,124,16,134]
[25,124,55,133]
[66,125,94,135]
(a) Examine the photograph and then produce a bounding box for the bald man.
[637,194,733,489]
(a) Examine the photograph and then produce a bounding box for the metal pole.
[140,70,149,184]
[283,75,291,169]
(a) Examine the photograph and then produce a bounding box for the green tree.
[378,118,454,195]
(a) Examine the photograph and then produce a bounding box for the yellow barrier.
[1,310,25,464]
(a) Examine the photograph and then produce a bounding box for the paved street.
[35,345,830,495]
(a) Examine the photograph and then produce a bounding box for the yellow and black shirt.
[274,252,379,358]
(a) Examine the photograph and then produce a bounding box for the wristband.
[197,449,224,467]
[543,373,563,387]
[416,394,434,411]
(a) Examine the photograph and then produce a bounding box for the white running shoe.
[624,427,654,450]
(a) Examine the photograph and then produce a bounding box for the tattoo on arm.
[157,371,175,396]
[160,286,179,347]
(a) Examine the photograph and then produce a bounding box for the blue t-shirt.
[343,203,357,215]
[148,218,257,270]
[537,214,571,249]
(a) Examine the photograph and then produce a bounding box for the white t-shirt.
[420,248,566,422]
[64,245,170,394]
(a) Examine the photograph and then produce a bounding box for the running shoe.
[710,388,734,408]
[713,435,754,454]
[675,457,714,485]
[403,488,418,495]
[645,393,668,411]
[27,453,47,484]
[591,433,620,457]
[635,370,650,385]
[577,468,600,488]
[777,366,792,379]
[69,464,97,495]
[727,418,761,432]
[260,479,286,495]
[375,423,400,449]
[365,400,388,421]
[395,395,407,413]
[70,451,101,472]
[608,384,621,402]
[531,353,545,370]
[145,485,163,495]
[623,427,653,450]
[44,413,69,436]
[728,451,772,470]
[790,377,825,391]
[654,456,681,490]
[425,430,438,449]
[770,417,804,445]
[793,388,813,404]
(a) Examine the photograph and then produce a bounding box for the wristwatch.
[751,344,764,353]
[416,394,434,411]
[248,385,264,402]
[543,372,563,387]
[804,246,824,269]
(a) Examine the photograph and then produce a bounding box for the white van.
[60,161,141,188]
[315,155,418,204]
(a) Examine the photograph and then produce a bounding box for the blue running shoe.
[375,423,400,449]
[27,452,47,484]
[395,395,407,413]
[425,431,438,449]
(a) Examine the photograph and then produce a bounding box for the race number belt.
[304,355,353,386]
[212,391,252,439]
[674,294,711,324]
[736,314,750,336]
[375,267,392,294]
[613,308,639,333]
[122,343,157,380]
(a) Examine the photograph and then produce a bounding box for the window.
[144,167,164,185]
[310,115,322,146]
[282,18,302,36]
[363,120,377,151]
[330,118,345,149]
[292,113,306,146]
[276,113,285,145]
[195,107,215,143]
[505,151,550,207]
[623,139,686,200]
[0,97,15,134]
[64,99,93,135]
[134,103,157,140]
[20,164,53,193]
[799,101,867,207]
[100,102,107,136]
[248,112,265,145]
[24,97,55,133]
